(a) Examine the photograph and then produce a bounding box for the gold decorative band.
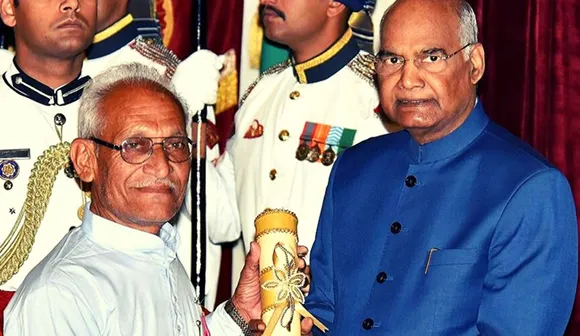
[255,228,298,242]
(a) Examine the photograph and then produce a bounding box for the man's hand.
[172,49,224,114]
[231,242,262,323]
[235,244,313,335]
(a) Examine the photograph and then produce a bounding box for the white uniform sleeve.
[182,152,240,244]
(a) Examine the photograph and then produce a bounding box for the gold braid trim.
[0,142,71,285]
[347,53,377,89]
[239,60,291,108]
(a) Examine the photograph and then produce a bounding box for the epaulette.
[239,59,291,108]
[129,36,181,79]
[347,53,377,89]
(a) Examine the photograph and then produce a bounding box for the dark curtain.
[156,0,194,59]
[466,0,580,332]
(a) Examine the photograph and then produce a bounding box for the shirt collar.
[407,99,489,164]
[2,60,90,106]
[86,14,162,60]
[292,28,360,84]
[81,203,180,260]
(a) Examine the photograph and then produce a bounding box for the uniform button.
[376,271,387,283]
[14,76,22,85]
[289,91,301,100]
[405,175,417,187]
[269,169,277,180]
[54,113,67,126]
[362,318,374,330]
[278,130,290,141]
[4,180,13,190]
[390,221,402,234]
[177,325,181,332]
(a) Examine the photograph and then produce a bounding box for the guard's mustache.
[260,4,286,20]
[134,179,176,189]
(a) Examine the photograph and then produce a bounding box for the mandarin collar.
[81,203,180,260]
[406,100,489,164]
[86,14,162,60]
[2,60,90,106]
[292,28,360,84]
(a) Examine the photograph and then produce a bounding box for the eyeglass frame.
[89,136,195,164]
[375,43,475,75]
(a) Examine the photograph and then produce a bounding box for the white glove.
[172,49,225,116]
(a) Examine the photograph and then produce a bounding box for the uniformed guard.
[224,0,398,256]
[83,0,239,310]
[0,0,97,328]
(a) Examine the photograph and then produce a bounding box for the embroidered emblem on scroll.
[254,209,328,335]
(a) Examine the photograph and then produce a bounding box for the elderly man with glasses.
[4,62,314,336]
[304,0,577,335]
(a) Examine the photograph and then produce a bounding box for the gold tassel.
[0,142,71,285]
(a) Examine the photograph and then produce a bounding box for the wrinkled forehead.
[380,1,461,53]
[100,84,187,136]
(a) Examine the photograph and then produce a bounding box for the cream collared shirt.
[4,205,242,336]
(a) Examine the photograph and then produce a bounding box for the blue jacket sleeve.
[477,168,578,335]
[305,156,342,335]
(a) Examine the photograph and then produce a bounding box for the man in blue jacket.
[305,0,578,334]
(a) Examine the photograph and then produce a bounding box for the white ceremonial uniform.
[227,29,387,254]
[83,14,240,309]
[0,61,90,291]
[4,205,242,336]
[0,49,12,70]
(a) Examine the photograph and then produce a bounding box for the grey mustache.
[134,179,175,189]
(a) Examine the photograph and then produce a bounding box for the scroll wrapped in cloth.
[254,209,328,335]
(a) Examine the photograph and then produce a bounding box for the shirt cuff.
[206,301,244,335]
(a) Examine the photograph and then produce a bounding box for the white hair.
[380,0,479,59]
[78,62,189,138]
[456,1,478,58]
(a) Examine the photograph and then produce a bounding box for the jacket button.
[269,169,277,180]
[362,318,374,330]
[278,130,290,141]
[289,91,301,100]
[4,180,13,190]
[405,175,417,187]
[390,221,402,234]
[376,271,387,283]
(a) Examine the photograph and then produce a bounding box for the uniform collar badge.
[244,119,264,139]
[0,160,19,180]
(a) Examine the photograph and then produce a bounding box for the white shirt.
[4,205,242,336]
[0,61,89,291]
[226,29,387,254]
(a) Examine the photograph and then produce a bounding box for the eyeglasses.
[375,43,474,76]
[89,136,194,164]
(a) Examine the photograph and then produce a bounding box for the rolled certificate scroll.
[254,209,328,336]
